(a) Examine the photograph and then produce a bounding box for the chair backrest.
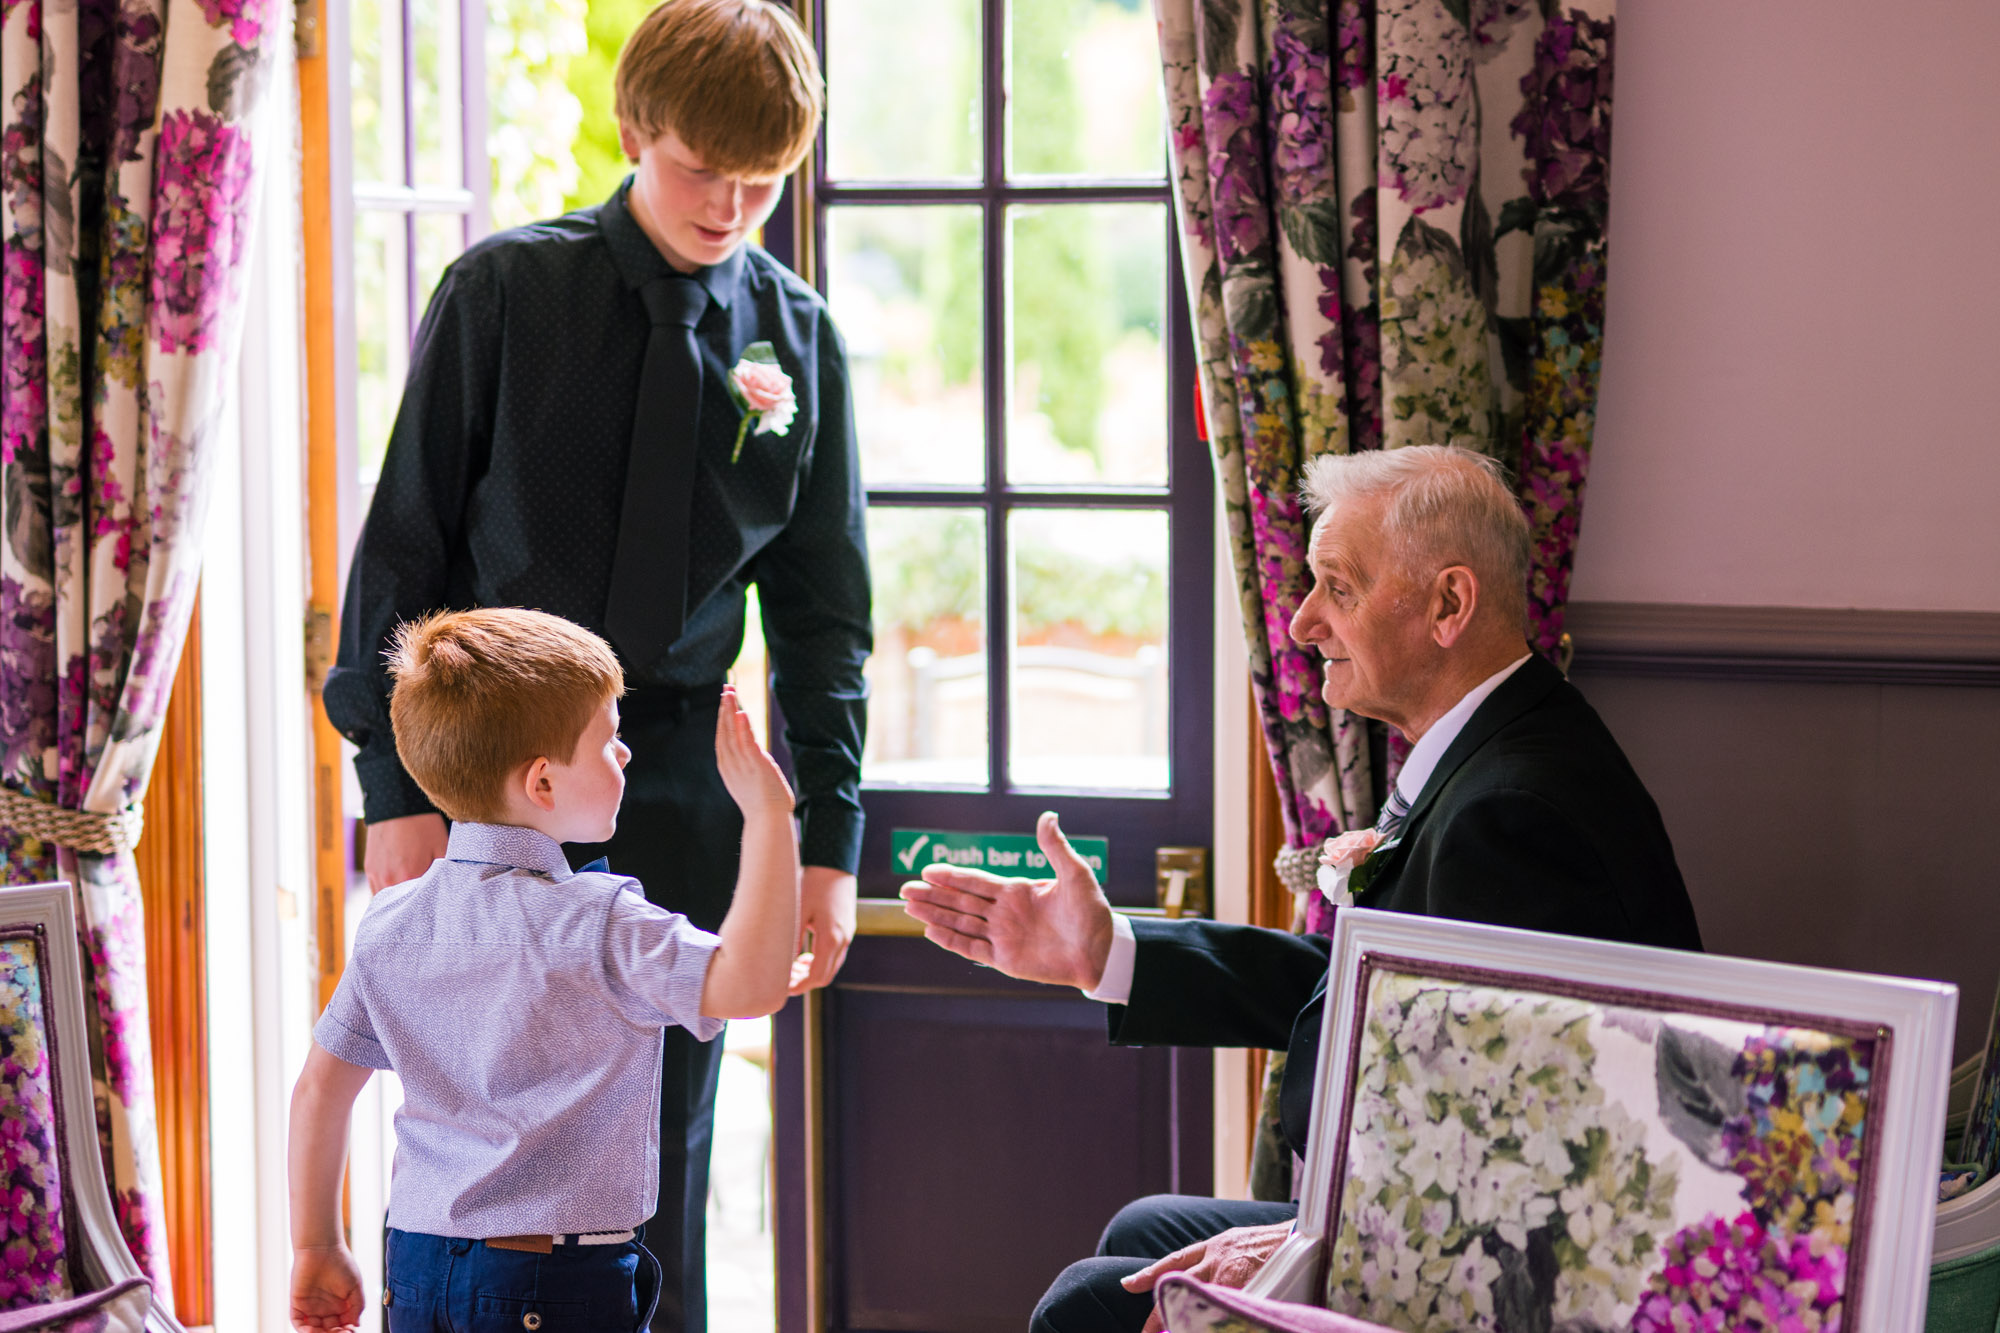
[0,909,72,1307]
[1940,1175,2000,1265]
[0,884,181,1332]
[1961,982,2000,1188]
[1245,909,1958,1333]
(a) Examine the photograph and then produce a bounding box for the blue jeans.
[384,1228,660,1333]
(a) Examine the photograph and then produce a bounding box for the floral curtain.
[1157,0,1614,889]
[1156,0,1615,1192]
[2,0,280,1306]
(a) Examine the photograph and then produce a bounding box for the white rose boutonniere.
[727,341,797,463]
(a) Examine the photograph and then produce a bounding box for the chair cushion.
[0,1279,149,1333]
[1156,1275,1400,1333]
[1927,1241,2000,1333]
[0,935,69,1307]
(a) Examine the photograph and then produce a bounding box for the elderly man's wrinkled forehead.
[1308,494,1394,586]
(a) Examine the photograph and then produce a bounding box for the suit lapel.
[1399,652,1563,834]
[1351,654,1564,905]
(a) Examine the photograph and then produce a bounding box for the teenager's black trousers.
[568,683,739,1333]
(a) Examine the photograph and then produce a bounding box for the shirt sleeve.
[322,257,502,824]
[599,885,726,1042]
[750,308,872,873]
[1082,911,1137,1004]
[313,967,392,1070]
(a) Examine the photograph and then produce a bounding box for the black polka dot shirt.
[324,180,872,873]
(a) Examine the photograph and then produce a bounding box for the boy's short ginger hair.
[615,0,823,177]
[387,608,625,824]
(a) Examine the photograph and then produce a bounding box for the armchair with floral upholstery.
[0,883,182,1332]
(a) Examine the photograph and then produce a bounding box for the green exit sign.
[890,829,1108,879]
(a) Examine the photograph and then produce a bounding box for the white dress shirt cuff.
[1082,911,1137,1004]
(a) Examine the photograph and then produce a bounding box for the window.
[803,0,1212,891]
[345,0,488,488]
[344,0,591,495]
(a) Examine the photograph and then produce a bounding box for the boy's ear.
[522,756,557,813]
[618,122,644,164]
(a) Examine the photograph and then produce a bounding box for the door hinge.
[305,604,334,691]
[295,0,322,59]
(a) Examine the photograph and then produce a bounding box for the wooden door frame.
[136,607,211,1323]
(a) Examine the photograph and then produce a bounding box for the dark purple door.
[763,1,1215,1323]
[773,934,1211,1333]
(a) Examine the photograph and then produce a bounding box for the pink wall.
[1570,0,2000,613]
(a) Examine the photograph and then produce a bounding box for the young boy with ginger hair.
[291,608,801,1331]
[321,3,869,1324]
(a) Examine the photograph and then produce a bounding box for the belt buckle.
[485,1234,554,1254]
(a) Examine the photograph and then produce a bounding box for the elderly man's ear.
[1429,565,1480,647]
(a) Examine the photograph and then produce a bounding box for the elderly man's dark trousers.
[569,687,741,1333]
[1030,1195,1298,1333]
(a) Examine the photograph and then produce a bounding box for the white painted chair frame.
[0,881,187,1332]
[1245,907,1960,1333]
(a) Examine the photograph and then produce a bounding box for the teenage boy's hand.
[714,685,795,817]
[790,866,857,993]
[290,1243,365,1331]
[364,812,448,894]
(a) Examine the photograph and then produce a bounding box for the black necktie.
[605,275,709,667]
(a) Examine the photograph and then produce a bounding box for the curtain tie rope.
[0,784,145,856]
[1273,843,1323,896]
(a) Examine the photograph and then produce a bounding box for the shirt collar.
[445,822,574,877]
[1392,653,1533,811]
[598,176,742,311]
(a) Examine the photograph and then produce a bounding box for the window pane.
[1008,0,1165,179]
[1006,203,1167,486]
[486,0,587,230]
[1009,508,1168,791]
[351,0,405,186]
[865,508,988,788]
[356,211,413,483]
[414,211,467,318]
[827,206,984,486]
[410,0,465,189]
[827,0,980,180]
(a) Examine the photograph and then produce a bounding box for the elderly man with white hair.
[899,444,1704,1333]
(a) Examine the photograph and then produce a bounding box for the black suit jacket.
[1107,654,1702,1157]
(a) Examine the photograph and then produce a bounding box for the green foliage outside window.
[870,513,1165,642]
[1010,0,1110,463]
[483,0,1167,635]
[487,0,589,229]
[561,0,653,210]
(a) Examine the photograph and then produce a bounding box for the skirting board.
[1566,601,2000,686]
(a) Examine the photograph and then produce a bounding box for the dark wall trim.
[1566,602,2000,686]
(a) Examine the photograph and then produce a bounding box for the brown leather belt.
[486,1229,637,1254]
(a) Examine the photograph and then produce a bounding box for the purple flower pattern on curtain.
[1155,0,1615,1195]
[1154,0,1616,892]
[1,0,278,1307]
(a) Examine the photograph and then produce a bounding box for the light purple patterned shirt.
[314,822,723,1237]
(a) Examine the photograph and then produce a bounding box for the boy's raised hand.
[714,685,794,818]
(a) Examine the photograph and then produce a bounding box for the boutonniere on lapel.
[727,342,797,462]
[1317,828,1399,909]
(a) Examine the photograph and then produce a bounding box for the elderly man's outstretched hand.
[899,811,1115,991]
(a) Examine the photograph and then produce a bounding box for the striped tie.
[1376,784,1412,838]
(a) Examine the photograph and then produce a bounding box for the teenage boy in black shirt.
[322,4,868,1328]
